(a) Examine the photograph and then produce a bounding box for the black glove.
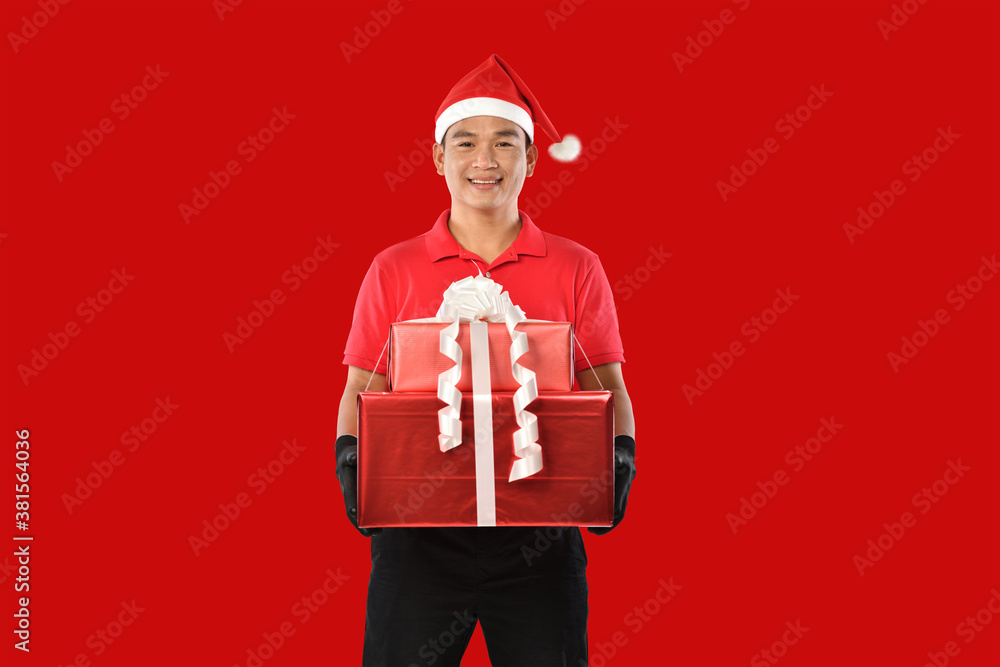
[335,435,380,537]
[588,435,636,535]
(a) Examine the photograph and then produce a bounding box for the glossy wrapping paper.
[389,321,574,392]
[357,391,614,527]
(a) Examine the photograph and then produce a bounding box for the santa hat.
[434,54,581,162]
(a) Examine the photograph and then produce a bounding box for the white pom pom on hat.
[548,134,581,163]
[435,54,581,162]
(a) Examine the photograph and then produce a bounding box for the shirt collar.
[424,209,547,263]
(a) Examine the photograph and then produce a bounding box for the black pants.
[362,526,589,666]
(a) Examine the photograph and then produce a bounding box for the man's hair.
[441,125,532,152]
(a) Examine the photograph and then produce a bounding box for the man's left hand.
[588,435,636,535]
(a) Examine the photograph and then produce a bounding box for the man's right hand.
[335,434,380,537]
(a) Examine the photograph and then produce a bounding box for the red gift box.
[357,391,614,527]
[389,321,574,392]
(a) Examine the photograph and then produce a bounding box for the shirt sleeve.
[343,259,397,375]
[573,257,625,373]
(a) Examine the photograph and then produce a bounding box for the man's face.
[432,116,538,214]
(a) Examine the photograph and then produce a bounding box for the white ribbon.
[504,305,541,482]
[470,320,497,526]
[432,275,543,525]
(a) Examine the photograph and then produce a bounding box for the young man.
[336,54,637,666]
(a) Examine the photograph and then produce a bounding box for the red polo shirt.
[343,209,625,375]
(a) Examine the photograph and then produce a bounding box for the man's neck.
[447,202,522,265]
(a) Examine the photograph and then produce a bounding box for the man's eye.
[498,142,511,146]
[458,142,472,147]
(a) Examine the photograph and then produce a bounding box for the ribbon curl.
[434,276,543,482]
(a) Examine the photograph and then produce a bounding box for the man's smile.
[469,177,503,189]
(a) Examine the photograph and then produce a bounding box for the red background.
[2,1,998,665]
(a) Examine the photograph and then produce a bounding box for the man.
[335,54,637,666]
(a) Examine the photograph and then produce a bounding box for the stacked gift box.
[357,281,614,528]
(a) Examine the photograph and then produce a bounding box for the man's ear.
[525,143,538,178]
[432,142,445,175]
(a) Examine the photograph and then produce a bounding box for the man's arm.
[577,362,637,534]
[335,365,388,537]
[337,365,388,437]
[576,362,634,438]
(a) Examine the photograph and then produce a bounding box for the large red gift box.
[389,321,574,392]
[357,391,614,527]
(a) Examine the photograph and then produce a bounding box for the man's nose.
[473,146,497,168]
